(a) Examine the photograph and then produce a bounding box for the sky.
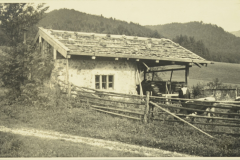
[7,0,240,32]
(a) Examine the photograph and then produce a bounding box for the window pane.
[96,83,100,89]
[109,75,113,82]
[102,75,106,82]
[102,83,106,89]
[109,83,113,89]
[95,75,100,82]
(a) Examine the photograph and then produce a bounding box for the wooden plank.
[205,130,240,136]
[147,67,186,73]
[144,91,150,123]
[53,48,56,60]
[66,58,71,98]
[90,107,141,121]
[38,27,70,58]
[185,64,189,85]
[75,89,143,99]
[176,114,240,122]
[136,69,143,96]
[149,95,240,104]
[150,101,215,139]
[153,118,240,127]
[59,79,145,99]
[153,103,240,116]
[75,93,143,105]
[81,99,143,112]
[91,105,144,115]
[69,51,211,64]
[33,31,40,43]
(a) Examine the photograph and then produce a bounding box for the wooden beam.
[144,68,146,81]
[53,48,56,60]
[136,69,143,96]
[144,91,150,123]
[69,51,212,64]
[33,31,40,43]
[39,35,42,43]
[152,72,154,81]
[185,64,189,85]
[147,67,185,73]
[66,58,71,98]
[142,62,150,71]
[169,70,173,93]
[194,62,202,68]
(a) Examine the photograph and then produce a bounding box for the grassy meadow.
[159,62,240,87]
[1,90,240,157]
[0,131,144,157]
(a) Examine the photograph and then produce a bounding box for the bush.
[191,82,205,98]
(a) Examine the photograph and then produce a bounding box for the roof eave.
[35,27,70,58]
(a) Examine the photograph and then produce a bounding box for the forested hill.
[146,22,240,63]
[231,30,240,37]
[37,9,163,38]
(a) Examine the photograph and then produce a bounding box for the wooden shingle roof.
[35,27,211,64]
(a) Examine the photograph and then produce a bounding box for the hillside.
[146,22,240,63]
[37,9,163,38]
[231,30,240,37]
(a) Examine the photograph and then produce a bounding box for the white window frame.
[95,75,114,90]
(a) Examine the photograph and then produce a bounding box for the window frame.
[95,75,114,90]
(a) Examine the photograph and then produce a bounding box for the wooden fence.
[55,79,240,138]
[200,88,239,100]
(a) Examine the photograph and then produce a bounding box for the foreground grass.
[0,131,144,157]
[0,98,240,157]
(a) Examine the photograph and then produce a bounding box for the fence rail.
[54,79,240,137]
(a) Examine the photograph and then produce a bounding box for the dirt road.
[0,125,194,157]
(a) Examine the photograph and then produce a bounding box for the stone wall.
[52,58,139,94]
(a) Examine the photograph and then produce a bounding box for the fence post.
[144,91,150,123]
[87,98,89,108]
[236,88,238,99]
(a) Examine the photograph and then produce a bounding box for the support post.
[236,88,238,99]
[39,36,43,54]
[137,69,143,96]
[66,57,71,98]
[144,91,150,123]
[169,70,173,93]
[53,48,57,60]
[144,68,146,81]
[23,31,26,44]
[152,72,155,81]
[185,64,189,85]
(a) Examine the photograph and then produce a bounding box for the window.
[95,75,114,90]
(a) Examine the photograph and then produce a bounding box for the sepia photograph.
[0,0,240,158]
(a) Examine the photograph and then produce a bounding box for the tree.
[0,3,49,45]
[0,3,49,99]
[207,78,222,89]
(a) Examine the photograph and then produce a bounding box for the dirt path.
[0,125,194,157]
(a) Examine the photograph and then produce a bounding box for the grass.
[160,62,240,87]
[1,83,240,157]
[1,97,240,157]
[0,131,144,157]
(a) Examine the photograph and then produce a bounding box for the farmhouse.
[34,27,211,95]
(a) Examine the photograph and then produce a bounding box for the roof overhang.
[34,27,70,58]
